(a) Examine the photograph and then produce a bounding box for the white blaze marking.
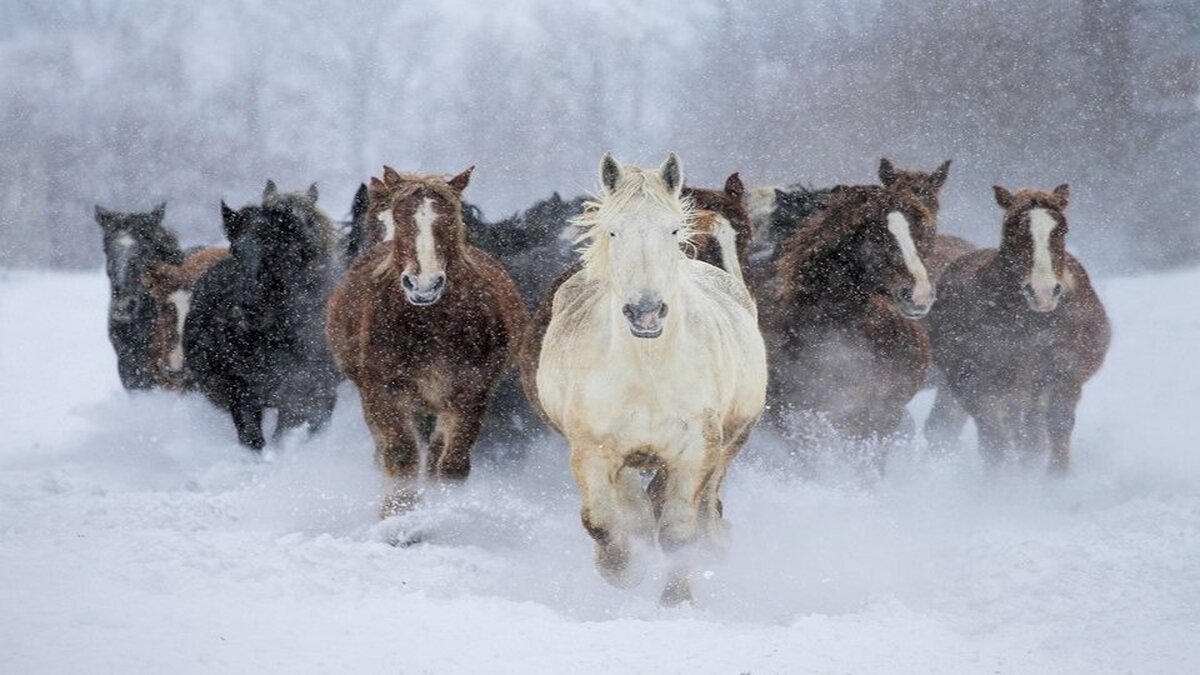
[1028,208,1058,307]
[886,211,933,307]
[710,215,745,284]
[413,197,442,281]
[167,289,191,371]
[113,233,135,285]
[376,209,396,242]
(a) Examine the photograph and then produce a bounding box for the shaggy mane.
[571,164,695,279]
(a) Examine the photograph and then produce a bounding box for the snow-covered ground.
[1,268,1198,674]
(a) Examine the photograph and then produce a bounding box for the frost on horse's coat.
[532,153,766,605]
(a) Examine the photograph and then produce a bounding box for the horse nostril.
[1021,282,1034,297]
[898,287,913,303]
[429,275,446,292]
[1052,282,1063,297]
[401,275,416,291]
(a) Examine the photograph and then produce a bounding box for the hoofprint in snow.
[1,269,1199,673]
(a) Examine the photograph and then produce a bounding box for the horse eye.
[609,232,616,238]
[671,229,679,236]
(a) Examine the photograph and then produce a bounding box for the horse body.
[532,154,766,604]
[928,185,1109,472]
[184,182,340,449]
[144,246,229,389]
[327,167,527,515]
[96,203,184,390]
[766,185,936,441]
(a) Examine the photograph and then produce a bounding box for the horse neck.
[782,248,876,322]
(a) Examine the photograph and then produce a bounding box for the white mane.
[572,164,695,281]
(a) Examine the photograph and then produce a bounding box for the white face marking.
[112,233,135,285]
[607,197,681,307]
[376,209,396,242]
[709,214,745,284]
[166,289,191,371]
[1027,208,1060,310]
[885,211,933,308]
[409,197,444,290]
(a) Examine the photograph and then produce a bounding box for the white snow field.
[2,268,1199,674]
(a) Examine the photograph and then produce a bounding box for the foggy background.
[0,0,1196,274]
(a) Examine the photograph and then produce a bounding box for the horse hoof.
[595,543,644,589]
[660,576,693,607]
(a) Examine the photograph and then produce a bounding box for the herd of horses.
[96,154,1110,604]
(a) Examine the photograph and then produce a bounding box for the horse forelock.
[572,166,694,280]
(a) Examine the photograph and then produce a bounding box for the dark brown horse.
[764,184,936,442]
[327,167,528,516]
[928,185,1109,473]
[143,246,229,389]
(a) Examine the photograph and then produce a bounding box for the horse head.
[368,166,474,306]
[994,184,1073,313]
[577,152,692,339]
[95,202,182,322]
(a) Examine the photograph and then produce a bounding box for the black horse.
[184,182,340,449]
[95,203,184,390]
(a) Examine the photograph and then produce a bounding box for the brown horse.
[327,167,528,515]
[143,246,229,389]
[765,184,936,443]
[928,185,1109,473]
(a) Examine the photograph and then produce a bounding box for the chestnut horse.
[877,157,975,280]
[528,153,766,605]
[326,167,527,516]
[928,185,1109,473]
[765,184,936,443]
[143,246,229,389]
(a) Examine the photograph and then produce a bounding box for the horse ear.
[448,166,474,193]
[382,166,402,187]
[151,202,166,223]
[1052,184,1070,208]
[600,153,621,193]
[724,172,745,199]
[352,183,369,220]
[94,205,112,226]
[221,200,243,241]
[263,180,278,202]
[307,183,319,201]
[993,186,1015,210]
[879,158,897,185]
[659,152,682,196]
[930,160,951,190]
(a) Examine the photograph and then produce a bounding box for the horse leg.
[657,441,718,607]
[1016,389,1050,468]
[924,385,968,453]
[230,401,265,450]
[570,444,644,589]
[1046,382,1082,476]
[428,399,486,482]
[362,388,422,517]
[971,397,1013,468]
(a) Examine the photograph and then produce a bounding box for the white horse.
[535,153,767,605]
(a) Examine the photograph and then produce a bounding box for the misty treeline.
[0,0,1195,273]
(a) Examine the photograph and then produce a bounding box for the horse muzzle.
[1022,281,1063,313]
[622,296,669,339]
[894,286,934,319]
[402,273,446,307]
